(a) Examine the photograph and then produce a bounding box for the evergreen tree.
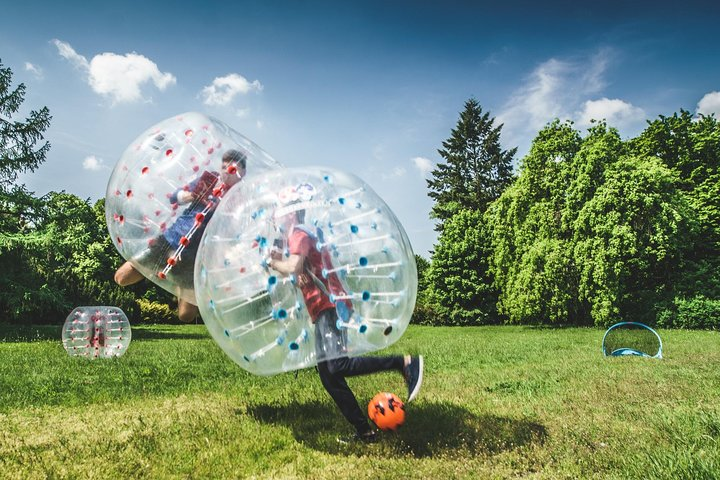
[426,98,515,230]
[0,59,51,231]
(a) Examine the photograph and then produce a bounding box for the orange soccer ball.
[367,392,406,431]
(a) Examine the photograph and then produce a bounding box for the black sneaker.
[337,429,378,444]
[404,355,424,402]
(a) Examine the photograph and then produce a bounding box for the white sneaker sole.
[407,355,424,402]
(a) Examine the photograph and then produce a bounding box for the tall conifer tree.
[426,98,515,230]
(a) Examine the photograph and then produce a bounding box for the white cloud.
[201,73,263,106]
[24,62,43,79]
[381,166,407,180]
[256,120,264,129]
[82,155,105,171]
[412,156,433,177]
[697,91,720,117]
[576,98,645,128]
[52,39,89,70]
[496,49,646,156]
[52,39,176,104]
[235,108,251,118]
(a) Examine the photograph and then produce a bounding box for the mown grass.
[1,324,719,479]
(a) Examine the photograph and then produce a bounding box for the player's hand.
[177,191,196,204]
[296,273,310,287]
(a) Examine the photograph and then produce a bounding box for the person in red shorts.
[268,183,423,443]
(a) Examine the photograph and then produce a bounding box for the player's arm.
[269,253,304,276]
[172,177,202,204]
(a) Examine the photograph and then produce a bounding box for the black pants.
[314,308,404,434]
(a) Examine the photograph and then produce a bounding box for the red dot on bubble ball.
[167,257,176,266]
[185,129,193,137]
[117,237,122,245]
[165,149,173,157]
[195,213,205,223]
[126,190,133,198]
[240,267,246,273]
[141,166,149,174]
[227,165,237,174]
[180,236,189,246]
[157,271,166,279]
[193,165,200,172]
[207,147,215,154]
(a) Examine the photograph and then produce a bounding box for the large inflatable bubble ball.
[195,167,418,375]
[106,112,281,304]
[62,306,131,359]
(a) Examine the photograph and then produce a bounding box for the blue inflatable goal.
[602,322,663,359]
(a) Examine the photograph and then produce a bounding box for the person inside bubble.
[267,184,424,443]
[114,149,247,323]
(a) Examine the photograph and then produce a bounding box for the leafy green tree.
[572,155,691,326]
[411,254,438,325]
[488,120,582,324]
[426,209,498,325]
[427,98,515,229]
[415,254,430,297]
[489,120,692,326]
[0,192,139,323]
[628,111,720,323]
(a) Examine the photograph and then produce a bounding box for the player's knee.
[178,304,199,323]
[326,357,349,376]
[114,269,128,286]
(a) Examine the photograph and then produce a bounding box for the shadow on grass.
[246,400,546,458]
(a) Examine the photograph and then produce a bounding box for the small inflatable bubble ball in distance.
[61,306,131,359]
[368,392,405,431]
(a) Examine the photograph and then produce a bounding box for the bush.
[411,299,441,326]
[137,298,178,324]
[657,296,720,330]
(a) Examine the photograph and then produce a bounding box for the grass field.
[1,324,719,479]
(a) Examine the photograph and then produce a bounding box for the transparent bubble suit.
[195,167,417,375]
[106,112,281,304]
[62,306,131,359]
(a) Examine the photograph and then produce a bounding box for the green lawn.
[1,324,718,479]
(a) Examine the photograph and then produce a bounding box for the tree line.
[2,60,718,328]
[1,61,176,324]
[419,99,720,329]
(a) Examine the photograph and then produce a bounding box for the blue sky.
[2,0,719,256]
